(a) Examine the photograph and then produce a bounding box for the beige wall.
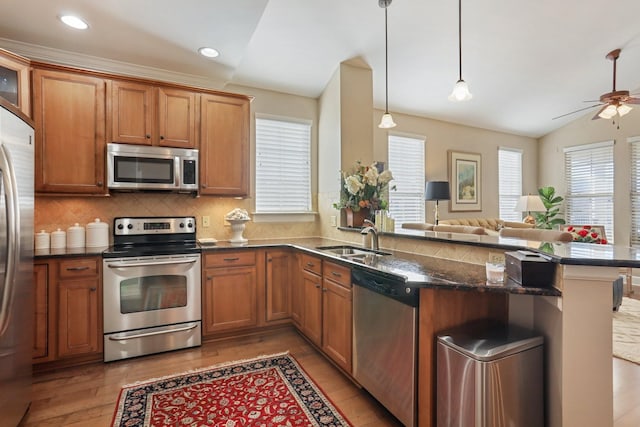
[371,109,539,224]
[538,108,640,245]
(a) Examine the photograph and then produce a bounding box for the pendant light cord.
[457,0,462,81]
[384,6,389,113]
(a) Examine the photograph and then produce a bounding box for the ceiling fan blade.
[625,97,640,104]
[552,104,602,120]
[592,104,609,120]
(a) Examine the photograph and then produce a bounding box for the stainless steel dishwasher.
[352,267,419,427]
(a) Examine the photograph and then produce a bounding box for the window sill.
[252,212,318,223]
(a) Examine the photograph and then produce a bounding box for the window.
[564,140,614,243]
[388,134,425,226]
[630,136,640,246]
[255,117,312,213]
[498,148,523,222]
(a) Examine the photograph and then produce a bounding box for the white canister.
[86,218,109,248]
[66,223,85,248]
[35,230,50,250]
[50,228,66,249]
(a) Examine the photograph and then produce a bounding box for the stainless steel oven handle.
[108,323,198,341]
[106,258,198,268]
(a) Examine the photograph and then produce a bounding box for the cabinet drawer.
[58,258,99,279]
[205,251,256,268]
[323,262,351,288]
[301,254,322,275]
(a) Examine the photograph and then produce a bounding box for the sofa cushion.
[439,218,534,232]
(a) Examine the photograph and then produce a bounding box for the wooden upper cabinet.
[157,87,197,148]
[110,80,154,145]
[199,93,250,196]
[0,48,30,117]
[110,80,197,148]
[33,68,107,194]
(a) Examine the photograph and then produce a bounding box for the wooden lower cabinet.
[33,256,103,365]
[265,249,291,322]
[202,251,258,336]
[321,262,352,373]
[290,253,304,327]
[33,263,49,360]
[301,269,323,346]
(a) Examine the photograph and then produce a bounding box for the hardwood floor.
[21,328,401,427]
[20,327,640,427]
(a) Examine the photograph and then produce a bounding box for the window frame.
[387,133,426,227]
[498,147,523,222]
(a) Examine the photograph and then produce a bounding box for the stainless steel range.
[102,216,201,362]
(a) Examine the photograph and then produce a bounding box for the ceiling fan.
[553,48,640,121]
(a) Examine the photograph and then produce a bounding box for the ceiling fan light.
[378,113,397,129]
[598,104,617,119]
[617,104,632,117]
[448,79,473,102]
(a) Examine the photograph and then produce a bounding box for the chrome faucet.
[361,219,379,251]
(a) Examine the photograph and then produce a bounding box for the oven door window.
[120,275,187,313]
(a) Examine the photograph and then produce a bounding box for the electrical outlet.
[330,215,337,227]
[202,216,210,227]
[488,252,505,264]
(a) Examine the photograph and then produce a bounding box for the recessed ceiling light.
[198,47,219,58]
[60,15,89,30]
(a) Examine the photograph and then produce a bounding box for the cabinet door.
[157,87,197,148]
[266,250,291,322]
[33,263,49,360]
[291,253,304,328]
[0,49,30,116]
[110,80,154,145]
[57,278,101,358]
[203,266,257,335]
[302,270,322,347]
[33,68,107,194]
[199,94,250,196]
[322,278,352,373]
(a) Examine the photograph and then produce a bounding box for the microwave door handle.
[107,258,198,268]
[0,145,18,337]
[174,156,180,188]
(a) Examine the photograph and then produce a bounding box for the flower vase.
[228,219,249,244]
[345,207,370,228]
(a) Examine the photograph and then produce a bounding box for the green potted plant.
[534,186,566,229]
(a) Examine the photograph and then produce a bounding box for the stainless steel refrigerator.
[0,103,34,426]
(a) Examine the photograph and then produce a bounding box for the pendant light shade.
[378,0,396,128]
[449,0,472,102]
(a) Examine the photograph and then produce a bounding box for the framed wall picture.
[448,150,481,212]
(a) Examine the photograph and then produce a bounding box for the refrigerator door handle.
[0,144,18,337]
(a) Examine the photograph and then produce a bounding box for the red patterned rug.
[111,352,352,426]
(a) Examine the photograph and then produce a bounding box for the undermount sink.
[316,245,391,258]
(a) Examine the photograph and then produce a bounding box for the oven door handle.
[108,323,199,341]
[106,258,198,268]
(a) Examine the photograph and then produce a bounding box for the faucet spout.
[360,219,379,251]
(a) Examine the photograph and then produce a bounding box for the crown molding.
[0,38,227,90]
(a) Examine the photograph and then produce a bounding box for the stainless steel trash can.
[437,321,544,427]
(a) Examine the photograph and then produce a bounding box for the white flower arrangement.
[333,161,395,212]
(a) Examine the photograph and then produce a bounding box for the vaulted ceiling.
[2,0,640,138]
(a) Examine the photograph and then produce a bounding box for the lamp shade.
[514,195,545,212]
[425,181,451,201]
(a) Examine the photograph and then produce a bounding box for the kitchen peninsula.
[35,229,634,427]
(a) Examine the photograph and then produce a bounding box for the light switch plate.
[202,216,210,227]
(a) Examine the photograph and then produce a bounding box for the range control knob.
[117,224,124,230]
[187,222,193,228]
[179,222,184,228]
[127,224,133,230]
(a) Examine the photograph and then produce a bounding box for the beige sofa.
[438,218,534,236]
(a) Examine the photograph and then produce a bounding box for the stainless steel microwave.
[107,143,198,192]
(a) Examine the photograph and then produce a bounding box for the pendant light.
[378,0,396,128]
[448,0,472,101]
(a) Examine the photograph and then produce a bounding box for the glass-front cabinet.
[0,48,30,117]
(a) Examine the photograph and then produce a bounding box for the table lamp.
[514,194,546,224]
[425,181,451,225]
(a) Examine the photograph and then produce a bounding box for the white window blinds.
[564,140,614,243]
[388,134,425,226]
[630,136,640,246]
[255,117,312,213]
[498,148,523,222]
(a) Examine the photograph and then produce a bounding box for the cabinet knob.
[160,135,165,140]
[97,181,103,186]
[306,262,314,267]
[66,266,90,271]
[331,271,342,277]
[201,184,206,189]
[268,258,272,262]
[90,287,97,291]
[146,134,151,139]
[206,276,212,280]
[315,284,320,289]
[322,288,327,292]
